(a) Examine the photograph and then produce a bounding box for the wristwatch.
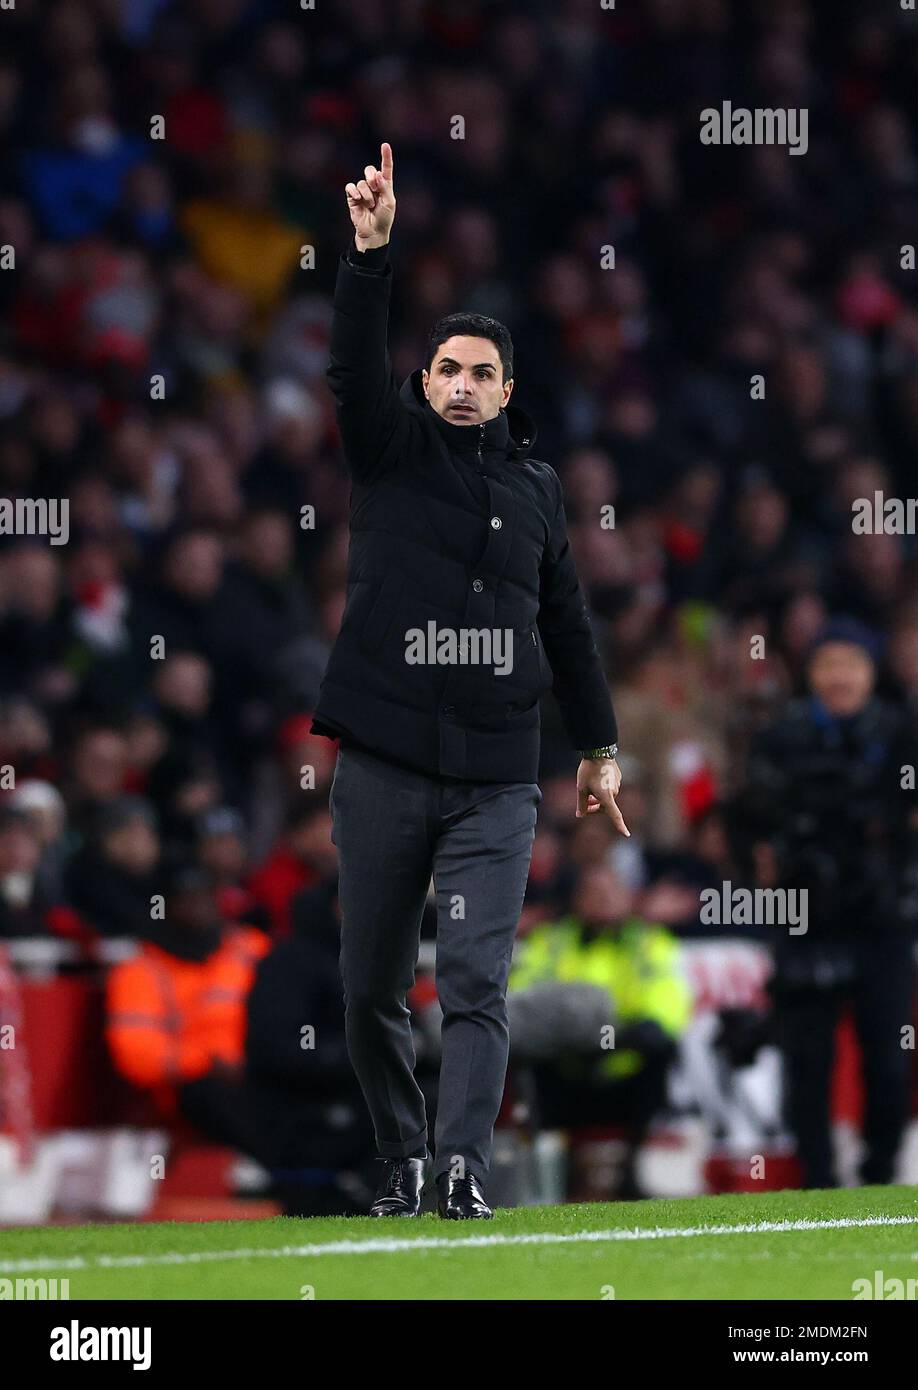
[579,743,619,760]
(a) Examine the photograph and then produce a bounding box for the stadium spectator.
[9,778,68,905]
[0,806,52,938]
[246,801,336,938]
[743,620,918,1187]
[508,864,691,1198]
[105,860,269,1149]
[64,726,132,838]
[193,804,268,932]
[66,795,160,939]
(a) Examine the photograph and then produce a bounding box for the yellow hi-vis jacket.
[508,916,693,1079]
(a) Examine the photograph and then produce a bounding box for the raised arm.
[327,142,409,484]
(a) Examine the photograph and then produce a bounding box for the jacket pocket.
[359,572,406,654]
[505,623,552,699]
[532,624,553,689]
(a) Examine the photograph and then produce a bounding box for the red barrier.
[2,962,917,1136]
[6,974,154,1131]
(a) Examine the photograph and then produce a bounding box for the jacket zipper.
[478,422,485,469]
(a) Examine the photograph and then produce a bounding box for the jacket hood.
[400,367,538,461]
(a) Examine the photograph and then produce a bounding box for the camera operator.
[743,619,918,1188]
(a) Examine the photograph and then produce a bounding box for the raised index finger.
[380,142,394,184]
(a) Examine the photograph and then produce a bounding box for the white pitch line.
[1,1213,917,1275]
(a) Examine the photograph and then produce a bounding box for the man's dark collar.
[426,401,511,454]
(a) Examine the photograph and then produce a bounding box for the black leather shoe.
[437,1172,492,1219]
[368,1158,426,1217]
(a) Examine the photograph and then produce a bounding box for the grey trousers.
[329,744,541,1184]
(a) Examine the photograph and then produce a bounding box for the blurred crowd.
[1,0,916,937]
[1,0,917,1202]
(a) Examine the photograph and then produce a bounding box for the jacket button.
[490,516,502,530]
[472,578,484,592]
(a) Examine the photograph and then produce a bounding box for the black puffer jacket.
[744,696,918,949]
[311,243,618,782]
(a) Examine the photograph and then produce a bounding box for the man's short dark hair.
[425,313,513,383]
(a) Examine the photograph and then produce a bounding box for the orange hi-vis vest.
[105,926,270,1116]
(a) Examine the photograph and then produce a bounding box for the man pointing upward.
[312,142,626,1218]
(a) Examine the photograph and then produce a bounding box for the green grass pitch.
[2,1186,916,1300]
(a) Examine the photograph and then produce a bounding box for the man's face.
[423,335,513,425]
[807,641,875,716]
[103,818,159,876]
[73,731,128,800]
[573,867,634,929]
[200,830,247,880]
